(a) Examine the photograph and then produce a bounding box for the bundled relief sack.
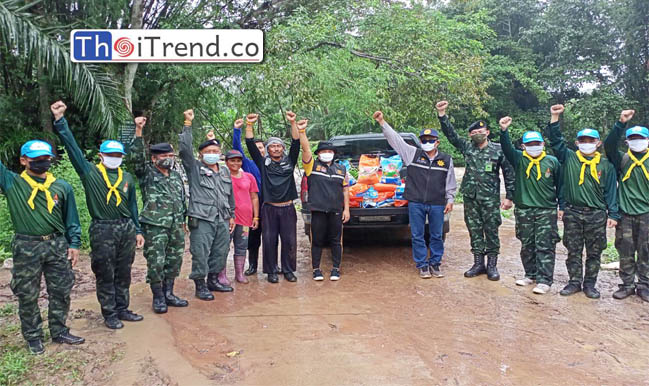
[380,155,402,185]
[357,155,381,185]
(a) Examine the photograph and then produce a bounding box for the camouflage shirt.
[439,115,515,202]
[130,137,187,228]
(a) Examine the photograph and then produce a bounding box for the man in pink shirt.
[225,150,260,284]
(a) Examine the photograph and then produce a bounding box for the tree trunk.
[37,63,57,155]
[123,0,145,113]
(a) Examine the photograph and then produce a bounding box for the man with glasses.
[374,111,457,278]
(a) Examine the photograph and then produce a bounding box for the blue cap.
[99,140,126,155]
[20,140,54,158]
[522,131,544,144]
[626,126,649,138]
[419,128,439,138]
[576,128,600,140]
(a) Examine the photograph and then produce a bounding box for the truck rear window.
[331,136,418,163]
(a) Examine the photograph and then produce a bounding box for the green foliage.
[602,239,619,264]
[0,350,31,385]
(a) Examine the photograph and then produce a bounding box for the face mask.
[29,159,51,174]
[421,142,438,152]
[318,153,334,163]
[156,158,174,170]
[102,156,123,169]
[577,143,598,155]
[470,133,487,145]
[628,139,649,153]
[524,145,544,157]
[202,153,220,165]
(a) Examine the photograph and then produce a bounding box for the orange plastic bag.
[357,155,380,185]
[373,183,399,193]
[394,199,408,207]
[349,184,369,197]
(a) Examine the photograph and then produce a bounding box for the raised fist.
[50,100,67,120]
[297,119,308,131]
[550,104,565,115]
[134,116,147,129]
[373,111,384,123]
[234,118,244,129]
[206,130,216,140]
[286,111,297,122]
[183,109,194,122]
[436,101,449,114]
[499,116,512,131]
[246,114,258,124]
[620,109,635,123]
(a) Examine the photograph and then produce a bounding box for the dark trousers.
[311,211,343,269]
[89,218,136,319]
[563,206,607,286]
[262,204,297,274]
[247,220,263,268]
[615,212,649,289]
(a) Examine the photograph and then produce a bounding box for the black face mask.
[156,158,174,170]
[29,159,51,174]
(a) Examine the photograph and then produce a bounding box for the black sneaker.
[560,283,581,296]
[612,286,635,300]
[118,310,144,322]
[313,269,324,281]
[267,273,279,283]
[104,317,124,330]
[583,285,600,299]
[330,268,341,281]
[431,265,444,278]
[283,272,297,282]
[637,288,649,303]
[419,267,432,279]
[27,339,44,355]
[52,331,85,345]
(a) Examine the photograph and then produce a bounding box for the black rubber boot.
[206,272,233,292]
[163,279,189,307]
[464,254,486,278]
[486,255,500,281]
[245,250,258,276]
[194,279,215,301]
[151,283,168,314]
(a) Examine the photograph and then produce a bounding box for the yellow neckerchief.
[522,151,546,180]
[622,150,649,182]
[575,151,601,185]
[96,163,123,206]
[20,171,56,213]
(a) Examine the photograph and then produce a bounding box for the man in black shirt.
[245,112,301,283]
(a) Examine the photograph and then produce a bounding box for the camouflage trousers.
[10,234,74,341]
[463,198,501,257]
[89,218,136,319]
[142,222,185,285]
[188,217,230,280]
[514,207,560,285]
[563,206,607,286]
[615,212,649,290]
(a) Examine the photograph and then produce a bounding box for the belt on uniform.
[92,217,131,224]
[15,232,62,241]
[266,201,293,207]
[567,205,601,212]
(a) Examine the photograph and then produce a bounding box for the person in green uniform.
[50,101,144,330]
[543,104,620,299]
[499,116,562,295]
[436,101,515,281]
[2,140,85,354]
[604,109,649,302]
[130,116,189,313]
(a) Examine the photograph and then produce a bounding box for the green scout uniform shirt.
[54,117,142,233]
[129,137,186,228]
[545,121,620,220]
[0,162,81,248]
[439,115,515,202]
[500,130,561,209]
[604,121,649,216]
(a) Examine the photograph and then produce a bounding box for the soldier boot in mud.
[464,254,487,277]
[163,279,188,307]
[194,279,214,301]
[486,255,500,281]
[150,283,168,314]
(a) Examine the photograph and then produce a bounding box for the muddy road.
[2,205,649,385]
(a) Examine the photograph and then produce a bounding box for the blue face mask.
[202,153,220,165]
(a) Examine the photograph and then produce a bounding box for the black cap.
[198,139,220,151]
[225,150,244,160]
[150,142,173,154]
[315,141,336,154]
[468,120,488,132]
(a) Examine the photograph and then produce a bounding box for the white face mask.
[318,153,334,163]
[628,139,649,153]
[102,156,123,169]
[525,145,544,157]
[421,142,438,152]
[578,143,598,155]
[202,153,220,165]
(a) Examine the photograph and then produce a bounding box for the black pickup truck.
[299,133,450,239]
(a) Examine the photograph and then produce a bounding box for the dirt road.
[2,205,649,385]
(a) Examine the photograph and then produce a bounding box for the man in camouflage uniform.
[604,109,649,302]
[1,140,85,354]
[51,101,144,330]
[500,116,562,295]
[437,101,515,281]
[544,104,619,299]
[179,109,235,300]
[130,116,188,313]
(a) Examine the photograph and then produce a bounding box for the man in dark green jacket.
[130,116,188,313]
[51,101,144,330]
[500,116,561,295]
[2,140,85,354]
[544,104,619,299]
